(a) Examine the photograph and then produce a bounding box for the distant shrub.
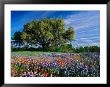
[11,44,100,53]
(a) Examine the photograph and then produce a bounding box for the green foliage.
[54,44,74,53]
[13,18,74,51]
[73,46,100,53]
[63,27,74,42]
[11,45,100,53]
[13,31,22,41]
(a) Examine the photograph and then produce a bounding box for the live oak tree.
[13,18,74,51]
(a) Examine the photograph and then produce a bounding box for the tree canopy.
[13,18,74,51]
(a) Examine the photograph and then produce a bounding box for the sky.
[11,11,100,47]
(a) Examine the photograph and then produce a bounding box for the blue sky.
[11,11,100,47]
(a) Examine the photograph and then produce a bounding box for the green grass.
[11,51,62,57]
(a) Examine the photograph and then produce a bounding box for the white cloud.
[64,11,100,47]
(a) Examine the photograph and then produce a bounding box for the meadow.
[11,51,100,77]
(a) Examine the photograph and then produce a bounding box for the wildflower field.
[11,51,100,77]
